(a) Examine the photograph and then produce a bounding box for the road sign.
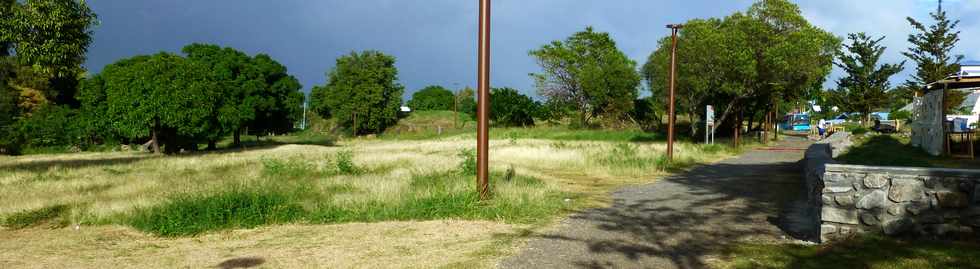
[706,105,715,125]
[705,105,715,144]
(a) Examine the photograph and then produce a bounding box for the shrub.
[407,86,454,111]
[457,149,477,175]
[17,105,83,149]
[335,150,359,175]
[128,189,304,237]
[891,110,912,121]
[489,88,538,127]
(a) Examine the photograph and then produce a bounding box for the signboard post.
[706,105,715,144]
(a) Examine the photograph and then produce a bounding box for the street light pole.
[666,24,683,161]
[476,0,491,200]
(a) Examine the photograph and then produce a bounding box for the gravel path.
[500,138,814,269]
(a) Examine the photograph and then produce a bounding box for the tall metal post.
[666,24,682,161]
[476,0,491,200]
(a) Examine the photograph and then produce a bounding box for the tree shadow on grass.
[0,155,153,173]
[0,140,336,173]
[502,142,819,269]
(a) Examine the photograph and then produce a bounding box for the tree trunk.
[689,108,700,138]
[233,129,241,148]
[151,119,161,154]
[207,140,217,150]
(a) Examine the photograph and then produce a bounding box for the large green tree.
[407,85,454,111]
[489,87,538,127]
[643,0,837,137]
[0,58,20,154]
[830,33,905,122]
[248,54,304,137]
[93,53,217,154]
[530,26,640,127]
[311,51,403,135]
[903,0,964,114]
[183,43,262,148]
[2,0,97,106]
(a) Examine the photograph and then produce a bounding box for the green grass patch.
[261,157,317,179]
[2,204,71,229]
[718,235,980,269]
[127,188,305,237]
[838,135,933,167]
[310,171,567,225]
[837,135,980,169]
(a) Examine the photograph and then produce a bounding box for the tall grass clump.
[127,188,305,237]
[2,204,71,229]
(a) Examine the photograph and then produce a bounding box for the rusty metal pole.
[476,0,491,200]
[666,24,682,161]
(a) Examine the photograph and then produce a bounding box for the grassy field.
[0,127,742,268]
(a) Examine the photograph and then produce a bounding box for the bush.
[17,105,83,149]
[489,87,538,127]
[128,189,304,237]
[457,149,477,175]
[891,110,912,121]
[407,86,454,111]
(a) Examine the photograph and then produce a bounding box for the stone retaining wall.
[804,132,980,242]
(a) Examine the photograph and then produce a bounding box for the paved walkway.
[500,138,814,269]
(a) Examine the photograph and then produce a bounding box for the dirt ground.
[0,220,520,269]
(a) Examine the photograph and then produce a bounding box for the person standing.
[818,118,827,139]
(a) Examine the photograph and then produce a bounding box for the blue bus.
[779,113,811,131]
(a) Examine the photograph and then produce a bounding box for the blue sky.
[83,0,980,100]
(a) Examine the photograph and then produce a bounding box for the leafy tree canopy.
[530,26,640,127]
[92,53,217,153]
[407,85,454,111]
[489,87,538,127]
[903,0,964,114]
[643,0,838,136]
[312,51,403,135]
[830,33,905,120]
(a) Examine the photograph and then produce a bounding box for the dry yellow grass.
[0,137,739,268]
[0,220,516,269]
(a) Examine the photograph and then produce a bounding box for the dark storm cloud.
[84,1,976,99]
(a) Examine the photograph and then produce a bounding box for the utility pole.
[666,24,683,161]
[476,0,491,200]
[302,96,308,130]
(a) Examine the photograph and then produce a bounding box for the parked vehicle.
[779,113,811,131]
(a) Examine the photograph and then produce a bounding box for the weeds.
[457,148,477,175]
[128,188,305,237]
[335,150,360,175]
